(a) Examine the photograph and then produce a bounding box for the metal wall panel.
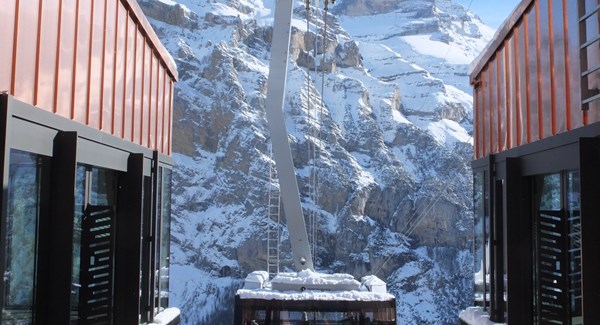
[527,7,541,143]
[497,46,508,152]
[550,0,568,134]
[37,0,61,112]
[56,0,77,119]
[101,0,117,134]
[133,31,145,144]
[2,0,177,155]
[141,43,151,148]
[471,0,597,159]
[517,21,529,146]
[156,67,165,153]
[163,78,175,155]
[13,0,40,105]
[566,0,584,129]
[123,16,136,142]
[87,0,105,130]
[148,56,158,150]
[507,34,518,150]
[537,0,554,139]
[0,0,16,93]
[482,68,490,157]
[113,4,127,138]
[490,58,498,154]
[73,0,92,124]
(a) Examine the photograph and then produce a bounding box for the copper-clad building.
[0,0,178,324]
[463,0,599,324]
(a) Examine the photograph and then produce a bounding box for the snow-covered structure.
[463,0,600,323]
[0,0,178,324]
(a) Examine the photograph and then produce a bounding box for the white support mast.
[264,0,314,271]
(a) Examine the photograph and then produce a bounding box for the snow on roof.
[149,307,180,324]
[459,307,506,325]
[237,288,395,302]
[238,270,395,301]
[273,270,360,287]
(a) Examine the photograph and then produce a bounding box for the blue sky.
[455,0,522,29]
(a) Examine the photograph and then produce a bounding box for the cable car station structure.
[0,0,178,324]
[461,0,600,324]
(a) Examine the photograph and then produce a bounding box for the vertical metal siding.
[101,0,116,133]
[14,0,41,105]
[73,0,92,124]
[507,34,518,150]
[113,4,128,138]
[56,0,76,119]
[550,0,568,134]
[124,16,136,142]
[2,0,177,155]
[37,0,60,112]
[567,0,584,129]
[472,0,600,159]
[141,43,151,148]
[498,46,507,152]
[133,31,144,145]
[0,0,16,93]
[87,0,104,129]
[148,55,157,150]
[166,80,174,155]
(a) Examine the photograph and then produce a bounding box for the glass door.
[532,171,582,325]
[71,166,118,325]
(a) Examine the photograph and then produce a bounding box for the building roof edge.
[122,0,179,81]
[469,0,533,83]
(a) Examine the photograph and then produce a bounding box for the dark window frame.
[0,94,174,324]
[471,120,600,324]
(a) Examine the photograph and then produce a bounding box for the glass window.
[70,165,118,322]
[159,168,172,310]
[155,167,172,313]
[567,171,582,325]
[473,171,490,308]
[532,171,582,325]
[3,150,50,324]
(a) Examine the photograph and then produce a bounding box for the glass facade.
[2,150,50,324]
[155,167,172,313]
[0,135,173,324]
[472,171,489,308]
[159,168,172,311]
[71,166,118,323]
[532,171,582,325]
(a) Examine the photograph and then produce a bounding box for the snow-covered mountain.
[139,0,494,323]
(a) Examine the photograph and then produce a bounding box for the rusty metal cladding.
[1,0,177,155]
[470,0,599,159]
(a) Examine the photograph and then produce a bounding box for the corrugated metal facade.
[470,0,600,159]
[0,0,177,155]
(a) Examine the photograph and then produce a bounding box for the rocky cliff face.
[139,0,493,323]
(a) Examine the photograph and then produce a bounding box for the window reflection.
[3,150,50,324]
[70,165,118,322]
[155,167,173,313]
[473,171,490,309]
[532,171,582,325]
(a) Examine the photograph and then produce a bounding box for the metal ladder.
[267,153,281,279]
